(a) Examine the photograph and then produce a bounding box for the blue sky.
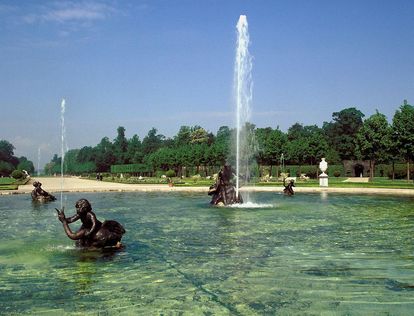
[1,0,413,168]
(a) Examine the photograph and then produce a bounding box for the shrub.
[387,164,414,180]
[299,165,319,179]
[166,169,176,178]
[11,170,24,179]
[0,161,14,177]
[333,170,341,177]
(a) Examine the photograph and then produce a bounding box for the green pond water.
[0,191,413,315]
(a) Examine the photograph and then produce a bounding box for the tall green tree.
[174,126,192,146]
[95,137,116,172]
[142,128,165,155]
[213,126,231,165]
[77,146,96,163]
[190,127,211,144]
[323,107,365,160]
[0,140,19,167]
[113,126,128,164]
[355,111,391,179]
[286,123,310,166]
[255,127,286,176]
[392,100,414,180]
[127,134,143,164]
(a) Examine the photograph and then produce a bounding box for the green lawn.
[103,176,414,190]
[0,177,18,190]
[256,177,414,189]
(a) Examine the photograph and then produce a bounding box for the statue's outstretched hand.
[55,207,66,223]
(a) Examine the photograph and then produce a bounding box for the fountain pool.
[0,192,413,314]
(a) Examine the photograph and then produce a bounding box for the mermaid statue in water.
[208,165,243,206]
[56,198,125,248]
[31,181,56,202]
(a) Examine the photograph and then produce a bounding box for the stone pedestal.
[319,172,329,187]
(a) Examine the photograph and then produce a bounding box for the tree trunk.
[369,159,375,180]
[392,161,395,181]
[407,161,411,181]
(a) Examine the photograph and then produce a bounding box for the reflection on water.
[0,192,414,314]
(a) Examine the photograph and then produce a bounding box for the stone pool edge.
[1,176,414,196]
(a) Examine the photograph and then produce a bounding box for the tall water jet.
[234,15,253,199]
[60,99,66,209]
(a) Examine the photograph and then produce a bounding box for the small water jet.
[37,147,41,176]
[60,99,66,209]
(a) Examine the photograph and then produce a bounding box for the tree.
[255,127,286,176]
[0,140,19,167]
[355,111,391,179]
[323,107,365,160]
[0,161,14,177]
[0,140,14,161]
[392,100,414,180]
[0,140,35,176]
[190,127,210,144]
[213,126,231,165]
[95,137,116,172]
[305,126,330,165]
[284,138,309,167]
[127,134,143,164]
[142,128,165,155]
[113,126,128,164]
[77,146,96,163]
[174,126,192,146]
[17,156,35,174]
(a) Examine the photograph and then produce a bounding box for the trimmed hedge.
[111,164,150,174]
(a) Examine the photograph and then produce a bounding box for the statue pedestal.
[319,172,329,187]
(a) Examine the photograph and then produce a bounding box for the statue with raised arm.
[208,165,243,206]
[56,198,125,248]
[283,178,295,196]
[31,181,56,202]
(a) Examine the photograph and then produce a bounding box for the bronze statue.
[56,198,125,248]
[283,179,295,196]
[31,181,56,202]
[208,165,243,206]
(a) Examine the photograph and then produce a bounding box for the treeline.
[46,102,414,179]
[0,140,35,177]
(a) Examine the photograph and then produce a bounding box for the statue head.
[33,181,42,187]
[75,198,92,215]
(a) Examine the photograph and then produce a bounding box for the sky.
[1,0,414,169]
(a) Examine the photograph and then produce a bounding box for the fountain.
[234,15,253,200]
[209,15,253,206]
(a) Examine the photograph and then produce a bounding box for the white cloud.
[20,1,118,25]
[42,2,115,23]
[0,4,16,13]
